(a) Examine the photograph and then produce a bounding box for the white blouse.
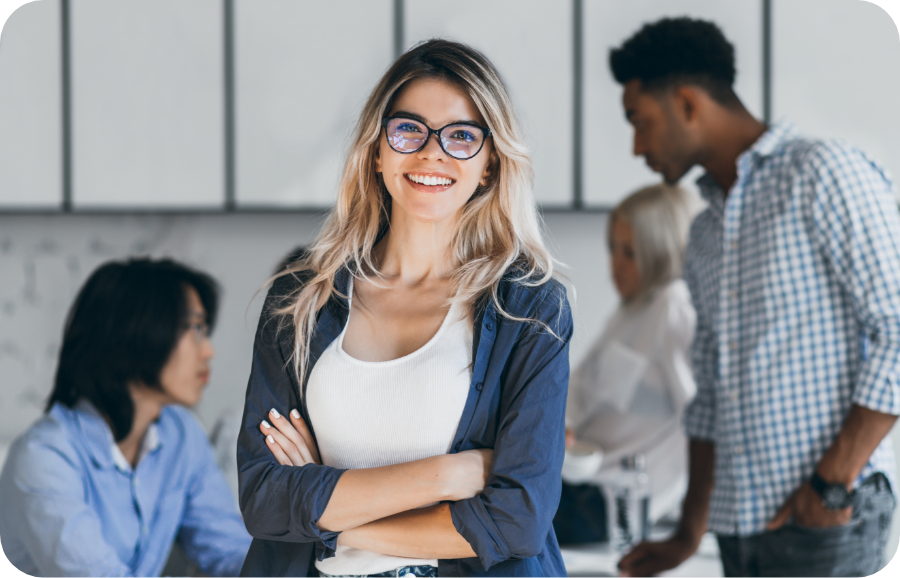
[567,279,697,522]
[307,279,472,576]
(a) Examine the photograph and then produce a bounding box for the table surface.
[560,527,723,577]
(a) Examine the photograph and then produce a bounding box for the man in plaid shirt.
[609,18,900,577]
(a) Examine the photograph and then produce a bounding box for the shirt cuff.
[312,523,341,561]
[852,372,900,416]
[448,497,510,571]
[683,396,716,441]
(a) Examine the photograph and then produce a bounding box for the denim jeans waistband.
[319,564,438,577]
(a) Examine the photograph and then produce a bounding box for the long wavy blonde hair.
[274,39,558,386]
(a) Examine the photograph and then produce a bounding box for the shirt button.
[475,382,483,391]
[730,290,737,299]
[455,442,462,452]
[734,445,745,455]
[730,390,739,401]
[731,241,738,250]
[485,322,494,331]
[729,341,737,350]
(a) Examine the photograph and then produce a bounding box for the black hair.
[609,17,738,105]
[46,257,219,442]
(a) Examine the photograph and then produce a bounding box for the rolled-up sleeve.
[449,283,573,571]
[237,278,346,559]
[805,143,900,415]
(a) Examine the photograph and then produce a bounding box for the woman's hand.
[565,427,576,449]
[260,408,321,466]
[442,448,493,501]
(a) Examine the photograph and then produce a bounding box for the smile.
[404,172,456,188]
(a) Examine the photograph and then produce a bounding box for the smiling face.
[609,216,642,300]
[156,286,214,407]
[622,79,700,184]
[375,78,494,225]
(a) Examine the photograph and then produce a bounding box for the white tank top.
[308,279,472,576]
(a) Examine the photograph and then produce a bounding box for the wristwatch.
[809,471,855,510]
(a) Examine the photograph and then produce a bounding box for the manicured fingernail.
[270,408,280,418]
[291,409,300,419]
[267,435,274,444]
[262,420,271,429]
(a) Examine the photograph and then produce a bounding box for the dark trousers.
[553,482,609,545]
[716,473,895,577]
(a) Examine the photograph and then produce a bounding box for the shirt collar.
[109,420,160,473]
[74,399,161,472]
[744,119,800,160]
[695,119,800,204]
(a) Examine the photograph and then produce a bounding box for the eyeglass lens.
[187,321,209,342]
[385,118,485,160]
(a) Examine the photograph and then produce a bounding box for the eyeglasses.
[381,116,491,160]
[184,320,210,343]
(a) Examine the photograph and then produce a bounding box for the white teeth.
[407,174,452,186]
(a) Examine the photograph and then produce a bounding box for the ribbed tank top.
[308,278,472,576]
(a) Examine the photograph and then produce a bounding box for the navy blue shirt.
[237,267,572,576]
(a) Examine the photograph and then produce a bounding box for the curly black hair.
[609,17,738,105]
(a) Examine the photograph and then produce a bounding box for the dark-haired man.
[0,258,251,576]
[608,17,900,577]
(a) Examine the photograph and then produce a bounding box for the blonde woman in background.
[555,184,699,544]
[237,40,572,577]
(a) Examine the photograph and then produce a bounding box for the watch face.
[823,486,850,509]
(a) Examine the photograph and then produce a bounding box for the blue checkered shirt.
[682,120,900,536]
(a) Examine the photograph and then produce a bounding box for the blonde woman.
[237,40,571,577]
[556,184,697,544]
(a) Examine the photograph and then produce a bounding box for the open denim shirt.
[237,267,572,577]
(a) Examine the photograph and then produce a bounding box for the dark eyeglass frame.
[381,116,492,160]
[182,320,210,343]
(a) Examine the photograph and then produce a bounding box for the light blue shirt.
[0,401,251,576]
[683,120,900,536]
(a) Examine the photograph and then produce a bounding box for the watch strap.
[809,470,855,509]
